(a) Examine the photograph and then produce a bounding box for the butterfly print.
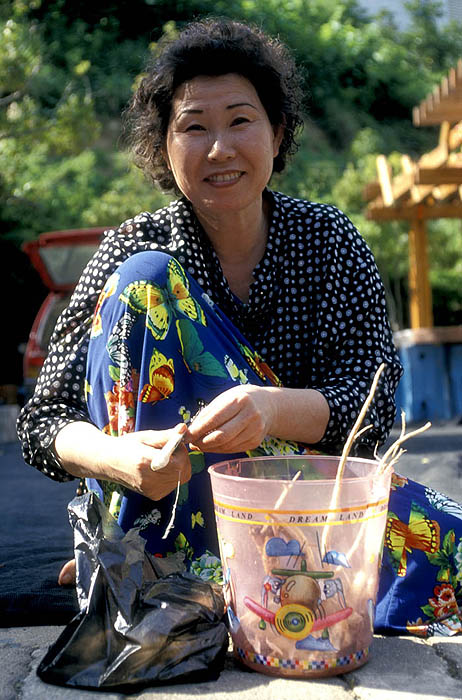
[139,348,175,404]
[425,487,462,519]
[224,354,249,384]
[91,272,120,338]
[134,508,162,530]
[385,502,440,577]
[119,258,206,341]
[191,511,205,528]
[106,311,137,385]
[176,319,228,378]
[237,341,282,386]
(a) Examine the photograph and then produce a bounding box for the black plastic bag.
[37,492,229,691]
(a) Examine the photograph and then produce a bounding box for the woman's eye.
[185,124,205,131]
[232,117,250,126]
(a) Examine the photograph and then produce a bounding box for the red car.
[22,227,109,398]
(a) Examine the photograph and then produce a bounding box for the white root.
[260,470,302,538]
[162,475,181,540]
[321,364,386,554]
[321,363,431,554]
[336,364,386,481]
[273,470,302,510]
[353,423,373,441]
[376,420,431,475]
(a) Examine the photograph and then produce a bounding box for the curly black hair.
[125,18,305,192]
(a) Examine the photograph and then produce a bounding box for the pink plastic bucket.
[208,455,392,678]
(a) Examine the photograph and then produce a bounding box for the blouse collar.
[166,190,284,321]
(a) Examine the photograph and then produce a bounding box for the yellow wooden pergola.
[364,60,462,329]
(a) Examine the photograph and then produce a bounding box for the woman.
[17,19,402,584]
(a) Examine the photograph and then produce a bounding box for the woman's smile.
[205,170,245,185]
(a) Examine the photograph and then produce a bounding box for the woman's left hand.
[186,385,277,453]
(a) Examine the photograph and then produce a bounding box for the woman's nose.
[207,132,235,161]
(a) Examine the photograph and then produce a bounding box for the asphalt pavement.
[384,418,462,503]
[1,420,462,700]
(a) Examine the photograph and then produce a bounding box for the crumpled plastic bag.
[37,492,229,691]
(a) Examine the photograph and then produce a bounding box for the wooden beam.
[401,155,434,203]
[449,59,462,92]
[408,218,433,329]
[376,155,394,206]
[418,122,449,167]
[413,60,462,126]
[363,122,462,213]
[415,166,462,185]
[415,108,462,126]
[441,76,462,101]
[449,120,462,150]
[432,184,459,201]
[362,180,381,202]
[376,154,416,205]
[366,201,462,221]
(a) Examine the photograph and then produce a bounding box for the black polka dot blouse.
[17,189,403,481]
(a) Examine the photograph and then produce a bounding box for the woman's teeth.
[207,172,242,183]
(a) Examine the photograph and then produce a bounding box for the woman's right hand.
[55,422,191,501]
[105,424,191,500]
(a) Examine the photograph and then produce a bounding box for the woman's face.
[164,73,284,219]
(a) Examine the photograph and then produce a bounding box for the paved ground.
[1,419,462,699]
[1,626,461,699]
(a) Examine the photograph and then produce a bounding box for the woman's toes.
[58,558,76,586]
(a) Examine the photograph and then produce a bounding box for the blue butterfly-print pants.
[85,251,309,580]
[85,251,462,631]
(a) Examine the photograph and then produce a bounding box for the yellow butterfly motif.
[119,258,206,341]
[139,348,175,403]
[385,503,440,577]
[224,354,249,384]
[91,272,120,338]
[84,379,92,401]
[191,511,205,528]
[178,405,192,422]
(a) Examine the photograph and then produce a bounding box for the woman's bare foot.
[58,558,76,586]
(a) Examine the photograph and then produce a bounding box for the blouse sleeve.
[17,226,132,481]
[308,209,403,456]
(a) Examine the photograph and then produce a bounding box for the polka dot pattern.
[17,190,402,480]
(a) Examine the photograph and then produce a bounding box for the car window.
[38,244,99,287]
[39,295,72,352]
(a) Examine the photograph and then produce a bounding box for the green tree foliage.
[1,0,462,327]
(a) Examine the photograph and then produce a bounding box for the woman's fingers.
[168,443,192,484]
[187,386,252,440]
[190,423,263,453]
[134,442,191,501]
[138,422,188,449]
[187,386,274,453]
[190,415,259,451]
[187,399,240,440]
[110,427,191,500]
[142,443,191,500]
[149,423,188,470]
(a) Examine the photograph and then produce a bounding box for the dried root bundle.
[335,362,431,482]
[322,363,431,552]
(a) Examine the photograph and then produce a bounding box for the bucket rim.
[207,454,387,485]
